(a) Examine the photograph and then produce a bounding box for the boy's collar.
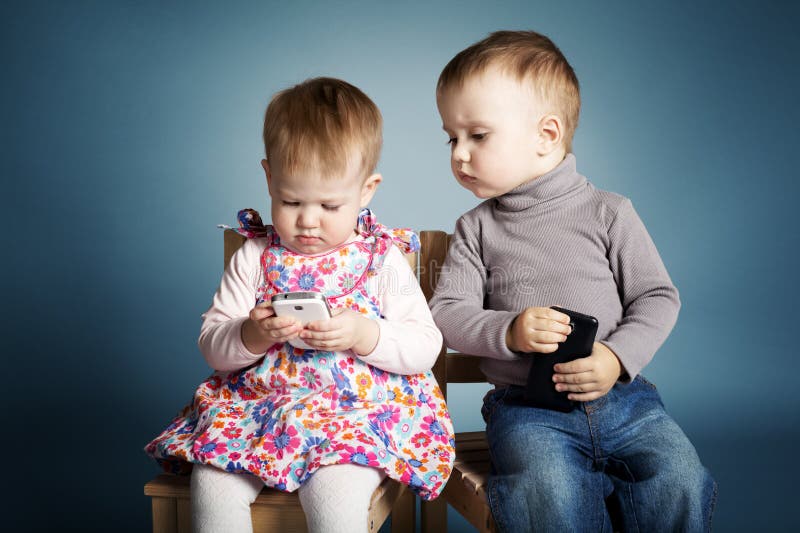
[495,154,586,211]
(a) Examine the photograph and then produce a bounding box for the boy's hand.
[552,342,622,402]
[299,308,379,355]
[242,302,302,353]
[506,307,572,353]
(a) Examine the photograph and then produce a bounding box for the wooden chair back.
[418,231,486,393]
[417,230,496,533]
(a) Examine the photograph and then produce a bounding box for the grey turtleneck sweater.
[429,154,680,387]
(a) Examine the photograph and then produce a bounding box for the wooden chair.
[143,229,416,533]
[417,231,497,533]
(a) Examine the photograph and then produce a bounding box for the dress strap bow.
[357,208,420,254]
[230,208,271,239]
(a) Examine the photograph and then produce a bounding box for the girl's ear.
[537,114,563,155]
[360,173,382,207]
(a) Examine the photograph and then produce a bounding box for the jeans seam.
[613,457,641,533]
[584,407,602,463]
[707,477,718,532]
[486,468,508,532]
[484,388,517,533]
[591,456,610,533]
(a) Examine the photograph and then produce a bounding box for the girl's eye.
[282,201,300,207]
[322,205,340,211]
[446,137,457,146]
[471,133,487,141]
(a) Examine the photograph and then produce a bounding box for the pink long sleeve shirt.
[198,236,443,375]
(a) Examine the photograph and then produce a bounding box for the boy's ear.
[360,173,382,207]
[537,115,563,155]
[261,159,273,191]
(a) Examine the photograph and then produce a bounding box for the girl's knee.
[299,465,384,533]
[190,464,264,533]
[191,464,262,506]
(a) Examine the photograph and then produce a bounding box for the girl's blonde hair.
[263,77,382,178]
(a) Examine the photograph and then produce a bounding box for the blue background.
[4,1,799,531]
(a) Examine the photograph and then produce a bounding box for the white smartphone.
[270,292,332,350]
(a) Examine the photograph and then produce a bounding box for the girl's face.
[262,159,381,255]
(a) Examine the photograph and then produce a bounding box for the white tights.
[191,463,385,533]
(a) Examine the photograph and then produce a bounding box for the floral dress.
[145,209,454,500]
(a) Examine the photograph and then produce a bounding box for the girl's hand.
[552,342,623,402]
[506,306,571,353]
[241,302,302,353]
[299,308,379,355]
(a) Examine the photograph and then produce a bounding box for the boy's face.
[437,68,553,199]
[262,158,380,255]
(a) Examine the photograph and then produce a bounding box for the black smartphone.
[523,306,599,412]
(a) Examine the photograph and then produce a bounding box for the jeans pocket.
[481,387,509,424]
[631,374,666,409]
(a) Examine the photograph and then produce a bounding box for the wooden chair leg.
[176,499,191,533]
[420,497,447,533]
[390,488,416,533]
[150,496,177,533]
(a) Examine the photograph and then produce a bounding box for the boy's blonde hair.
[438,30,580,152]
[263,77,382,179]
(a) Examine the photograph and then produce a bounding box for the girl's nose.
[453,143,470,163]
[297,209,319,228]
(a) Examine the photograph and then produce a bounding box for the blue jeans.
[482,376,716,532]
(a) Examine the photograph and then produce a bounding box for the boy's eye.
[322,205,340,211]
[471,133,487,141]
[282,201,300,207]
[446,137,457,146]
